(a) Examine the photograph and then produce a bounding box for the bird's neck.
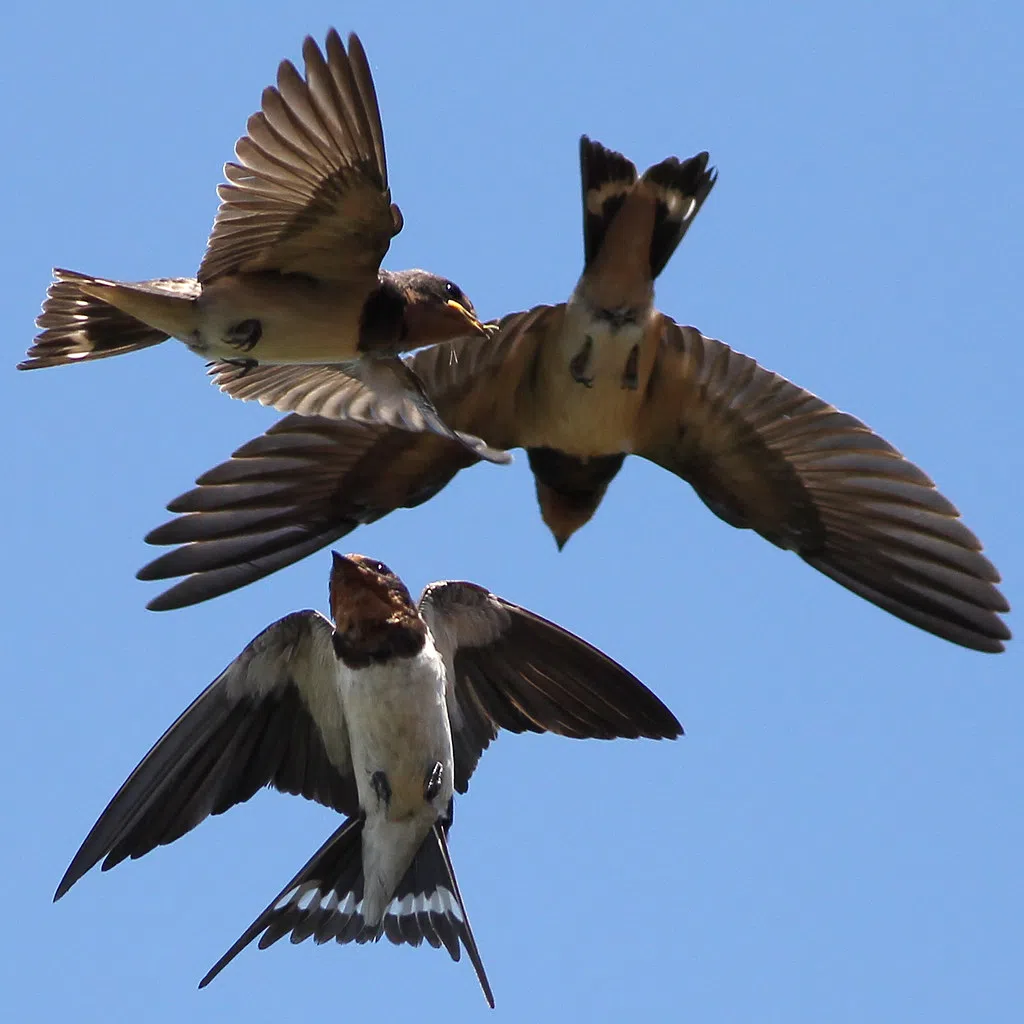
[358,275,408,352]
[568,275,655,336]
[332,614,427,669]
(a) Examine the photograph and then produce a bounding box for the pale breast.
[341,641,454,820]
[195,273,366,363]
[521,307,658,455]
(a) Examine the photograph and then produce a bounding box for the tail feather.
[579,137,717,281]
[642,152,718,278]
[580,136,638,269]
[528,447,627,549]
[19,269,199,369]
[200,816,494,1008]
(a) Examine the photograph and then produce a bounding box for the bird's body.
[341,638,452,923]
[137,136,1011,653]
[64,271,367,364]
[520,302,656,455]
[55,552,681,1006]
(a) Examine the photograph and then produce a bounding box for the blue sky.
[3,1,1022,1020]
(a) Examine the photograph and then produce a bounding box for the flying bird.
[138,137,1010,652]
[19,30,507,464]
[55,552,682,1006]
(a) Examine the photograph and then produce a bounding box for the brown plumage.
[329,553,427,665]
[138,137,1009,653]
[19,31,506,463]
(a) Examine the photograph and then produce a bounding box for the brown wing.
[419,580,682,793]
[54,611,357,900]
[635,316,1010,653]
[138,308,557,610]
[197,31,400,285]
[206,349,514,465]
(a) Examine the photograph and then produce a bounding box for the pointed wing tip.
[144,589,182,612]
[477,444,514,466]
[981,634,1008,654]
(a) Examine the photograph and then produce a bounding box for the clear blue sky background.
[3,1,1021,1020]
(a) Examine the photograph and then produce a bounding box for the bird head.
[396,270,488,348]
[329,552,416,635]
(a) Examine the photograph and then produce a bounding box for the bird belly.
[523,318,652,456]
[342,642,454,822]
[341,641,453,926]
[194,273,365,363]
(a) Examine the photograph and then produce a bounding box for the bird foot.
[222,357,258,376]
[423,761,444,802]
[621,344,639,390]
[569,336,594,388]
[224,318,262,352]
[370,770,392,809]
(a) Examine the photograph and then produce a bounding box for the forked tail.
[200,815,494,1007]
[19,268,199,369]
[580,136,718,280]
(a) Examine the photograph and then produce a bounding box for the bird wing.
[197,31,400,285]
[634,315,1010,652]
[419,580,682,793]
[207,349,512,465]
[138,307,555,611]
[55,611,356,899]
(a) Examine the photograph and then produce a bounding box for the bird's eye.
[373,560,392,577]
[444,281,464,304]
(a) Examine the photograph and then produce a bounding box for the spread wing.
[635,316,1010,653]
[55,611,356,900]
[419,580,682,792]
[138,307,556,611]
[206,348,513,466]
[197,30,401,285]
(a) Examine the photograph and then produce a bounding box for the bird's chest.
[193,273,364,363]
[525,315,654,456]
[342,647,453,820]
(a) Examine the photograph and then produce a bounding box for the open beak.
[445,298,488,336]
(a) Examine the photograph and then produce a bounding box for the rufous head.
[329,552,416,633]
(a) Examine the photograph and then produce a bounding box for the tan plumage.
[195,31,398,285]
[20,31,503,462]
[137,137,1009,652]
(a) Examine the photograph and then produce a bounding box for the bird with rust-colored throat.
[54,552,681,1007]
[140,136,1010,654]
[19,30,507,464]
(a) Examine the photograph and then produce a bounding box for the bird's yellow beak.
[445,299,487,335]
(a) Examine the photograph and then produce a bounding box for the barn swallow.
[17,30,508,464]
[55,552,681,1006]
[137,137,1010,653]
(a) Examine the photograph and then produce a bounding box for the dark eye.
[372,560,392,577]
[444,281,464,304]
